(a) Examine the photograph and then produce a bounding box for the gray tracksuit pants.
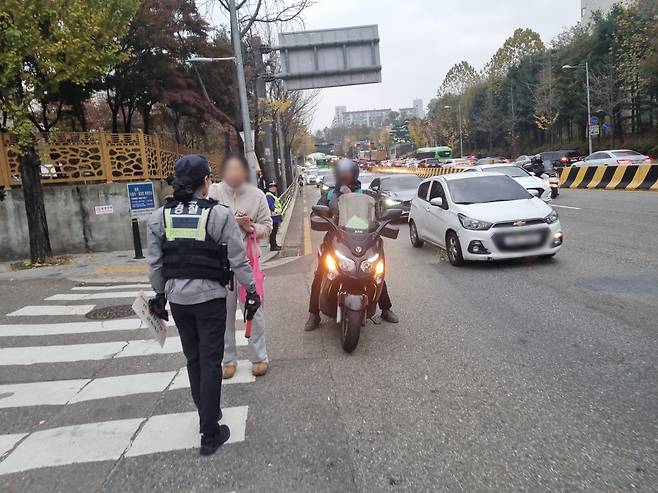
[223,284,268,364]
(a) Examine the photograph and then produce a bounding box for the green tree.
[439,61,480,96]
[0,0,138,262]
[486,28,545,79]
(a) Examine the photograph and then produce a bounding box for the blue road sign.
[590,116,599,125]
[127,182,156,217]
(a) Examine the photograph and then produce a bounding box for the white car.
[463,164,552,202]
[314,169,332,187]
[408,173,563,266]
[303,168,318,184]
[572,149,652,167]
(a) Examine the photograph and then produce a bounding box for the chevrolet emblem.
[513,220,526,227]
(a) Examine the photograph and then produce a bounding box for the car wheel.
[446,231,465,266]
[409,220,424,248]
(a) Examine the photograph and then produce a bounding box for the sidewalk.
[0,189,304,283]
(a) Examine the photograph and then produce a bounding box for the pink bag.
[238,234,265,305]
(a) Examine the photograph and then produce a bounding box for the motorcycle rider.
[304,158,399,331]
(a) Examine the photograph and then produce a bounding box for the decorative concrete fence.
[0,132,221,188]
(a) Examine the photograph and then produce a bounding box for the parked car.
[540,150,585,167]
[463,164,552,202]
[408,173,563,266]
[367,174,422,218]
[571,149,652,167]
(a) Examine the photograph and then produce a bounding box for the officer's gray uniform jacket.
[147,193,256,305]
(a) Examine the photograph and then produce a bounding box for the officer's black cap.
[174,154,211,186]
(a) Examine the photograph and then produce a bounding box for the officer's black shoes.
[304,313,321,331]
[380,309,399,324]
[200,425,230,456]
[270,244,282,251]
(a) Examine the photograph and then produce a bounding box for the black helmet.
[334,158,359,187]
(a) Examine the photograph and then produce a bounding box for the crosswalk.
[0,284,253,476]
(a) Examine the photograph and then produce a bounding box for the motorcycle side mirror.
[310,216,333,231]
[312,205,332,218]
[381,208,402,222]
[381,225,399,239]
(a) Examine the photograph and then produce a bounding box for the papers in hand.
[132,291,167,347]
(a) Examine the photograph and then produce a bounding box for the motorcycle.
[311,193,401,353]
[523,158,560,198]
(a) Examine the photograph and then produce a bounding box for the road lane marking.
[46,291,154,301]
[71,284,152,291]
[0,434,27,457]
[0,332,247,366]
[7,305,96,316]
[0,319,175,337]
[125,406,247,457]
[0,360,253,408]
[551,204,581,210]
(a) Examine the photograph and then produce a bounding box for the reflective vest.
[266,192,283,216]
[162,198,231,283]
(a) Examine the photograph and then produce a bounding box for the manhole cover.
[86,304,135,320]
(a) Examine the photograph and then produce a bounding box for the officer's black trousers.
[170,298,227,435]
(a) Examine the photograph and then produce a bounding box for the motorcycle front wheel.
[340,309,363,353]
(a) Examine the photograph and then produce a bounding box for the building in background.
[581,0,622,23]
[332,99,424,127]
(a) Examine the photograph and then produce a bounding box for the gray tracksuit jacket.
[146,193,255,305]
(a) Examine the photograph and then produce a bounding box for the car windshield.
[447,176,531,204]
[338,193,377,231]
[487,166,529,177]
[381,175,421,191]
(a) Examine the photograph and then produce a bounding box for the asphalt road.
[0,186,656,492]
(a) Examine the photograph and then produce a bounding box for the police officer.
[304,159,398,331]
[146,154,261,456]
[265,181,283,251]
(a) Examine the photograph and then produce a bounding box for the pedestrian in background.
[256,170,267,192]
[266,181,283,251]
[209,153,272,377]
[146,154,260,456]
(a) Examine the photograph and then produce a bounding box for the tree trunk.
[19,146,53,263]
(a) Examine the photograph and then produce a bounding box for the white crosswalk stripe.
[0,284,254,475]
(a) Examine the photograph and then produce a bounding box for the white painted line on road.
[46,291,154,301]
[0,407,248,474]
[0,360,253,409]
[125,406,248,457]
[6,305,96,317]
[0,332,247,366]
[170,360,255,389]
[0,418,143,475]
[0,318,175,337]
[552,204,581,210]
[71,284,151,291]
[0,434,27,457]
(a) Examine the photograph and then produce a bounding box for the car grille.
[492,228,550,252]
[492,218,545,228]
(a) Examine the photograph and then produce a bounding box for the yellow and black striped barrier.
[369,166,467,178]
[558,164,658,191]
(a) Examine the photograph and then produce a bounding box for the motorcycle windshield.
[338,194,377,231]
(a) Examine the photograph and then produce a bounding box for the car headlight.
[384,198,401,207]
[544,210,559,224]
[360,253,380,273]
[335,250,356,273]
[458,213,492,231]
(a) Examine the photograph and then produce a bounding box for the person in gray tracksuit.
[146,154,260,456]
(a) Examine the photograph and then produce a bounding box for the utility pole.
[585,61,592,156]
[275,112,288,187]
[253,37,277,188]
[229,0,259,184]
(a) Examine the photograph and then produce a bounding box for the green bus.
[415,146,453,161]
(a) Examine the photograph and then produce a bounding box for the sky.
[297,0,582,130]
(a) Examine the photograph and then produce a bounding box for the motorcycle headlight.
[458,213,492,231]
[384,198,401,207]
[544,210,559,224]
[335,250,356,273]
[360,253,380,273]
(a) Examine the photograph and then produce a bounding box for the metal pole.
[275,112,288,187]
[253,38,277,186]
[229,0,259,184]
[131,218,144,259]
[458,103,464,158]
[585,61,592,155]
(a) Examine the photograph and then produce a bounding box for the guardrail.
[371,164,658,191]
[278,176,299,214]
[0,131,222,188]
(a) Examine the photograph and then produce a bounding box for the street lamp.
[444,104,464,158]
[562,62,592,156]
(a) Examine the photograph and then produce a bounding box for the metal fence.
[0,132,221,188]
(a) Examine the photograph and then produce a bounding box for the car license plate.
[504,233,542,246]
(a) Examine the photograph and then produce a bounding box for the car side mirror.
[430,197,443,207]
[381,208,402,222]
[312,205,332,218]
[370,184,379,192]
[528,189,540,197]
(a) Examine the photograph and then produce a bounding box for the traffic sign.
[127,182,156,218]
[590,116,599,125]
[589,125,600,136]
